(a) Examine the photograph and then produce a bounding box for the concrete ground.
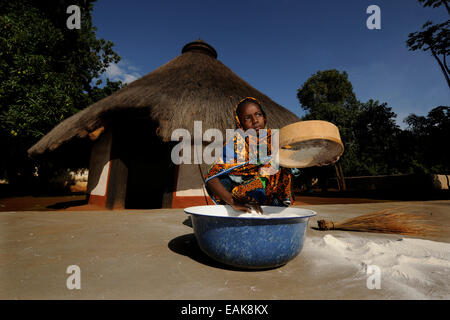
[1,200,449,300]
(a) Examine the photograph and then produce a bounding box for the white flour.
[232,208,307,218]
[237,212,300,218]
[185,205,315,218]
[303,234,450,299]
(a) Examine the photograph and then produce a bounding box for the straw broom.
[317,207,438,236]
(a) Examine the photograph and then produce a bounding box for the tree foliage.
[0,0,122,186]
[404,106,450,174]
[297,69,449,180]
[354,100,402,175]
[407,0,450,87]
[297,69,360,175]
[419,0,450,13]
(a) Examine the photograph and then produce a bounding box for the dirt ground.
[0,192,388,212]
[0,194,94,212]
[2,201,449,299]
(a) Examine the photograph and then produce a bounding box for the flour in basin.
[236,210,305,218]
[227,207,314,218]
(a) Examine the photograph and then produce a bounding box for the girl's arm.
[206,177,262,213]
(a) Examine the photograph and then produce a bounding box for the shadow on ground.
[46,198,89,209]
[168,232,280,272]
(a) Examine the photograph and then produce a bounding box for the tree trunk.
[338,163,346,191]
[335,164,342,191]
[431,48,450,88]
[444,1,450,15]
[443,54,449,75]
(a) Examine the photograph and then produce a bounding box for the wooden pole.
[335,164,342,191]
[338,163,346,191]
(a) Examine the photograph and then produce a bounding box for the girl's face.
[238,102,266,132]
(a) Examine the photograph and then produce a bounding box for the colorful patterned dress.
[204,97,293,206]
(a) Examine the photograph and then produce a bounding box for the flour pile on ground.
[303,234,450,299]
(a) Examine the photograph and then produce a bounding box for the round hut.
[28,40,300,209]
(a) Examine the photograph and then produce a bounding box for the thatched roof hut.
[28,40,300,209]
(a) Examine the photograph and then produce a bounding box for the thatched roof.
[28,39,300,156]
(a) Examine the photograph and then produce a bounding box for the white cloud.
[105,61,142,84]
[105,63,122,78]
[123,73,139,84]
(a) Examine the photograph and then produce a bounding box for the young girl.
[205,97,293,213]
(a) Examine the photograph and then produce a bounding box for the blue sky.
[92,0,449,127]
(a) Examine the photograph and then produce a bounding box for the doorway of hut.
[118,117,176,209]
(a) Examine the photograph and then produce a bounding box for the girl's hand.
[206,177,263,214]
[231,203,252,213]
[231,200,263,214]
[249,202,263,214]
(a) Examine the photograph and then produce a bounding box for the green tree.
[354,100,402,175]
[404,106,450,174]
[297,70,407,180]
[297,69,358,115]
[297,69,360,176]
[407,0,450,87]
[0,1,122,187]
[419,0,450,13]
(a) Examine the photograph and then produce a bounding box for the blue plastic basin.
[184,205,316,269]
